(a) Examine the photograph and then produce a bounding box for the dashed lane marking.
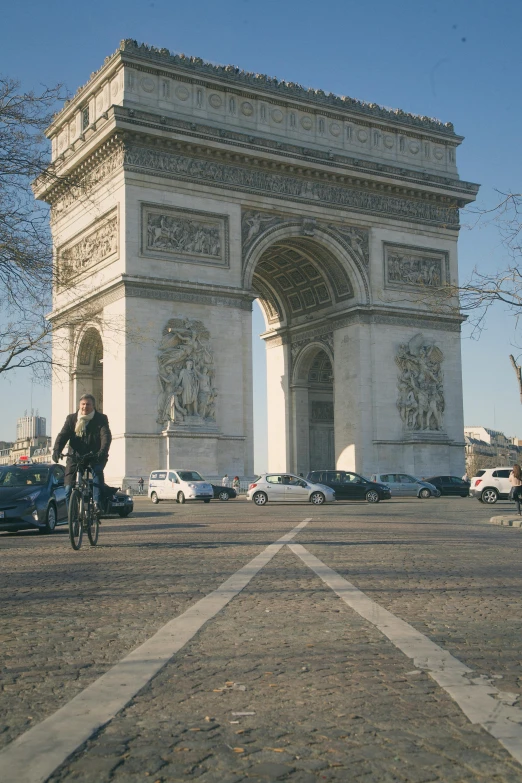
[289,543,522,768]
[0,519,312,783]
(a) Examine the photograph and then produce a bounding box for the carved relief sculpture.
[58,211,118,277]
[384,244,448,289]
[158,318,217,427]
[142,205,228,266]
[127,146,459,229]
[330,225,370,267]
[395,333,444,432]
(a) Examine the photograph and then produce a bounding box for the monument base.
[161,428,246,477]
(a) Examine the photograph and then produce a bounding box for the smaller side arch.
[292,339,334,385]
[71,325,104,411]
[290,341,335,475]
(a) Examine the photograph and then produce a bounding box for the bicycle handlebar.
[57,452,97,465]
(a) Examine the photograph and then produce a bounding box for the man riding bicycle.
[52,394,112,514]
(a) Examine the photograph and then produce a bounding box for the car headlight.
[22,491,41,504]
[188,483,197,489]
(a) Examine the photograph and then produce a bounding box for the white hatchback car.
[247,473,336,505]
[469,467,512,504]
[148,469,214,504]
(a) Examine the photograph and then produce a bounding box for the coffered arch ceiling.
[252,238,354,327]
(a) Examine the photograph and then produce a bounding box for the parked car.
[306,470,391,503]
[0,461,67,534]
[247,473,336,506]
[469,467,512,504]
[148,469,214,503]
[424,475,470,497]
[101,485,134,517]
[210,484,237,501]
[369,473,440,498]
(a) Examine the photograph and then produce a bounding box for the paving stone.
[246,761,295,778]
[1,500,522,783]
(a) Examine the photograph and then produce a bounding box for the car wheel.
[419,488,431,499]
[310,491,325,505]
[461,493,469,498]
[151,491,159,504]
[118,509,131,517]
[218,490,230,501]
[177,492,186,504]
[366,490,380,503]
[203,498,211,503]
[253,491,268,506]
[40,504,57,534]
[481,488,498,504]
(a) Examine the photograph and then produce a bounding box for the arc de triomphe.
[36,41,479,484]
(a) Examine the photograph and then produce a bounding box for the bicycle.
[65,452,100,550]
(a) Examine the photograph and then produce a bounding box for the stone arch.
[243,220,370,328]
[72,326,104,411]
[292,338,334,384]
[291,340,335,475]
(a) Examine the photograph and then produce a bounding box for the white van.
[148,470,214,504]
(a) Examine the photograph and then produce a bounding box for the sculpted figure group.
[396,333,445,432]
[158,318,217,426]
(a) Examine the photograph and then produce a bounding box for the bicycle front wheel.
[68,489,83,550]
[87,499,99,546]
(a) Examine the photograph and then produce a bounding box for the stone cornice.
[124,275,254,310]
[37,105,477,215]
[48,274,255,322]
[262,305,465,346]
[40,131,464,233]
[124,142,461,229]
[50,40,458,137]
[113,106,478,198]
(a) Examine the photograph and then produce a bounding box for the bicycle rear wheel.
[87,498,99,546]
[68,489,83,550]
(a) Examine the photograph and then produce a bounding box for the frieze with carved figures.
[142,204,229,266]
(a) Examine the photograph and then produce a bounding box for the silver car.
[370,472,440,498]
[247,473,336,506]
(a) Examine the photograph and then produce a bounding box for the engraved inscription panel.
[384,243,449,290]
[141,204,229,267]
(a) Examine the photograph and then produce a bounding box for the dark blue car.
[0,462,67,534]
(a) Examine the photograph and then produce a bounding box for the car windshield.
[178,471,204,482]
[0,467,49,486]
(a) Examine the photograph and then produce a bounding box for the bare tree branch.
[509,354,522,405]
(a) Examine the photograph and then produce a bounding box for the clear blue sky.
[1,0,521,471]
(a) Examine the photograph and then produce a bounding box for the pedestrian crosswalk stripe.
[289,543,522,768]
[0,519,312,783]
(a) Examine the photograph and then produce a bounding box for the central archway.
[246,224,363,475]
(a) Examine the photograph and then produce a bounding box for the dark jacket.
[54,411,112,463]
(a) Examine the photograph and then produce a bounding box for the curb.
[490,515,522,528]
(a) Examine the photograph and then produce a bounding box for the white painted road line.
[289,543,522,767]
[0,519,312,783]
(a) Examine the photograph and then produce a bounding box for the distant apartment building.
[0,415,50,466]
[464,426,521,472]
[16,415,46,440]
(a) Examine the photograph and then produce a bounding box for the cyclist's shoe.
[93,502,102,523]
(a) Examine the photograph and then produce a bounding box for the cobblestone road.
[1,496,522,782]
